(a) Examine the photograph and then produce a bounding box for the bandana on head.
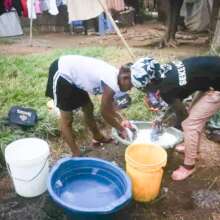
[130,57,172,89]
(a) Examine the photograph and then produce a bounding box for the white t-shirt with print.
[58,55,120,95]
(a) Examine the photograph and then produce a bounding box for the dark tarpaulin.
[0,1,5,15]
[12,0,22,16]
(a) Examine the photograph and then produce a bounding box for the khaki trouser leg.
[182,91,220,166]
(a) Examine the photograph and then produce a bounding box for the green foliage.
[123,88,155,121]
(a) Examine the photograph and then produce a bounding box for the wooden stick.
[97,0,135,61]
[29,0,33,46]
[208,176,218,190]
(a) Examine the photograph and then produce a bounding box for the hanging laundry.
[56,0,63,7]
[39,0,49,11]
[0,1,5,15]
[48,0,58,15]
[20,0,28,17]
[35,0,42,14]
[62,0,67,5]
[27,0,37,19]
[66,0,105,22]
[106,0,125,11]
[12,0,23,16]
[0,10,23,37]
[4,0,13,11]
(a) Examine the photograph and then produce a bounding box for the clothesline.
[0,0,133,58]
[27,0,126,45]
[0,0,125,20]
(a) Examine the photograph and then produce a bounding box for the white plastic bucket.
[5,138,50,198]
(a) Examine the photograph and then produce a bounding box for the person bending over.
[130,56,220,181]
[46,55,132,156]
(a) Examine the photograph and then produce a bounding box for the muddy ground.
[1,22,220,220]
[1,135,220,220]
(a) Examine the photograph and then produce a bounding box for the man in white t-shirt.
[46,55,132,156]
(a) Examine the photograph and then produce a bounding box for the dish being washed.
[112,121,183,149]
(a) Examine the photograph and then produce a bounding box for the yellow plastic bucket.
[125,143,167,202]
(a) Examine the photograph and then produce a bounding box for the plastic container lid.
[5,138,50,166]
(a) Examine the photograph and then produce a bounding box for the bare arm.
[101,84,124,131]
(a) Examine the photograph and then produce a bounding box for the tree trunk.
[159,0,184,48]
[211,6,220,51]
[157,0,168,22]
[210,0,220,40]
[124,0,144,23]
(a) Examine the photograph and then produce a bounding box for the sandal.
[171,165,196,181]
[92,137,114,147]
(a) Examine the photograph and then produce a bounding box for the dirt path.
[0,22,208,60]
[1,134,220,220]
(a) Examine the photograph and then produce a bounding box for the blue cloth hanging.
[98,13,114,35]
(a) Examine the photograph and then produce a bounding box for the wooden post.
[210,0,220,40]
[211,3,220,52]
[29,0,33,46]
[97,0,135,61]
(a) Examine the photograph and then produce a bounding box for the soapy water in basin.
[133,129,178,146]
[60,174,122,209]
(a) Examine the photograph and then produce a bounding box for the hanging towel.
[20,0,28,17]
[27,0,37,19]
[66,0,105,22]
[48,0,58,15]
[39,0,49,11]
[35,0,42,14]
[56,0,63,7]
[4,0,13,11]
[0,10,23,37]
[106,0,125,11]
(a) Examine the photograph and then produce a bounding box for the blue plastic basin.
[47,157,132,220]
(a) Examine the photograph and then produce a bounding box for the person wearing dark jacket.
[130,56,220,181]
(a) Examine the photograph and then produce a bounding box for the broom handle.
[97,0,135,61]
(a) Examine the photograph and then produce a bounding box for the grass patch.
[0,46,152,164]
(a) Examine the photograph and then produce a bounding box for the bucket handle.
[6,156,49,182]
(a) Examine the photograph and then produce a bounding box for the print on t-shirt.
[172,60,187,86]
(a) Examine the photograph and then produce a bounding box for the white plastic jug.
[5,138,50,197]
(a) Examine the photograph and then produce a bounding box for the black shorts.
[45,59,90,111]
